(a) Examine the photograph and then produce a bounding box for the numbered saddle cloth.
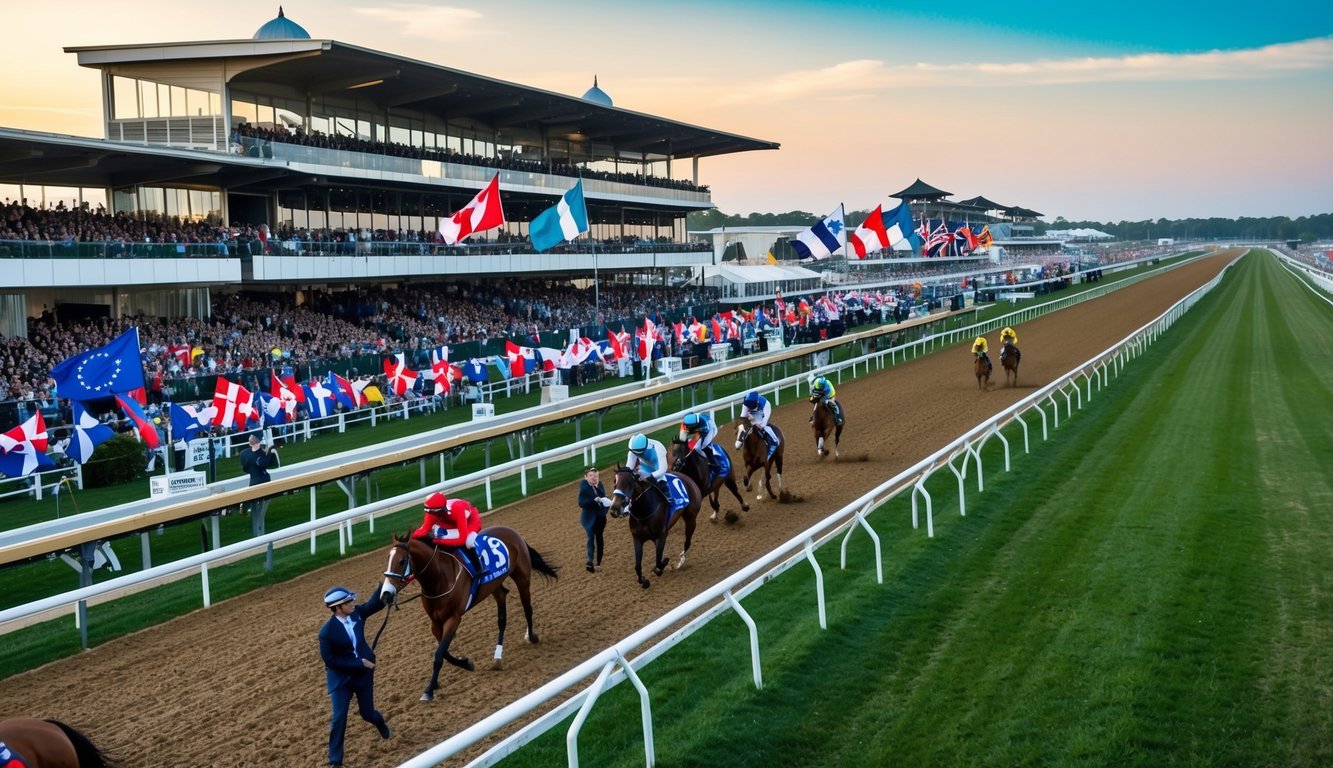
[0,741,29,768]
[707,444,732,482]
[461,534,511,612]
[664,472,692,517]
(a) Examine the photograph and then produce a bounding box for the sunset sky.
[2,0,1330,222]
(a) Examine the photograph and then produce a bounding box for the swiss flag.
[439,174,505,245]
[212,378,253,428]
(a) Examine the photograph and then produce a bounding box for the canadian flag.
[383,353,419,396]
[212,378,253,428]
[438,174,505,245]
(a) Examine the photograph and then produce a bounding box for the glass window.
[140,80,159,119]
[170,86,187,117]
[112,77,140,120]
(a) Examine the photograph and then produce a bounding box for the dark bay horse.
[734,421,785,499]
[974,353,991,391]
[610,467,701,589]
[810,398,844,460]
[1000,340,1021,386]
[381,526,558,702]
[0,718,117,768]
[670,439,749,521]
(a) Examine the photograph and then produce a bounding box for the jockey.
[999,326,1021,362]
[411,491,484,574]
[679,412,721,474]
[626,432,671,501]
[741,391,779,459]
[808,375,844,426]
[972,336,991,373]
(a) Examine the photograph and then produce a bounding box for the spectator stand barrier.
[393,250,1244,768]
[1275,251,1333,297]
[0,250,1213,576]
[0,464,82,504]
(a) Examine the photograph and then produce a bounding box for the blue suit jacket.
[319,590,387,693]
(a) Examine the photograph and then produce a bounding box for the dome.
[581,76,613,107]
[253,6,310,40]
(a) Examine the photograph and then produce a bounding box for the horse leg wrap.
[494,645,504,661]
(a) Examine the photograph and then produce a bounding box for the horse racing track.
[0,253,1238,767]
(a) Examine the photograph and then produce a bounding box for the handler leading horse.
[671,439,749,521]
[735,422,785,499]
[381,526,558,702]
[610,466,702,588]
[0,718,117,768]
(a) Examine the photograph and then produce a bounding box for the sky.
[1,0,1331,222]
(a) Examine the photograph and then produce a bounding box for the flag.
[955,225,979,254]
[170,402,210,442]
[383,353,419,396]
[504,341,538,378]
[882,202,916,248]
[438,174,505,245]
[211,378,253,428]
[638,317,658,360]
[765,249,777,265]
[606,328,629,361]
[359,383,385,405]
[116,394,161,449]
[429,346,451,366]
[530,179,589,252]
[977,225,993,248]
[258,391,289,426]
[0,412,53,477]
[271,369,303,417]
[304,380,338,418]
[461,359,490,383]
[849,204,889,259]
[49,328,145,401]
[536,347,564,371]
[790,205,845,261]
[328,372,363,409]
[924,219,952,256]
[167,343,191,367]
[66,402,114,464]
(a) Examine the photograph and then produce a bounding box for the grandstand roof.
[1002,205,1044,219]
[64,38,778,159]
[889,178,951,201]
[956,195,1007,211]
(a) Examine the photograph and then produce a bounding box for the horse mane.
[46,719,120,768]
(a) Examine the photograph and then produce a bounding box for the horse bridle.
[611,469,658,521]
[385,541,460,601]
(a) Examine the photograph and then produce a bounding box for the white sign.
[149,470,208,498]
[184,438,224,468]
[472,403,496,420]
[540,384,569,404]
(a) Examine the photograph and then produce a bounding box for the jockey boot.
[465,546,484,576]
[655,477,673,506]
[763,430,778,460]
[832,401,844,426]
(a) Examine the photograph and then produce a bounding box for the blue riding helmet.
[682,413,700,429]
[324,586,355,608]
[743,392,761,410]
[629,433,649,454]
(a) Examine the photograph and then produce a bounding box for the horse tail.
[45,719,119,768]
[526,545,560,581]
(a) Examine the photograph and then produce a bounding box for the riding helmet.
[682,413,700,429]
[629,433,649,454]
[743,392,760,410]
[424,491,448,510]
[324,586,355,608]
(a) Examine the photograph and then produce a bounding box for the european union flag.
[50,328,145,401]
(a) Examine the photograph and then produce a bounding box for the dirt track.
[0,252,1237,767]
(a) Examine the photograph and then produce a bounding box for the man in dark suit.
[238,434,275,516]
[319,585,392,767]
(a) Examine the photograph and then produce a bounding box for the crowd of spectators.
[233,123,709,193]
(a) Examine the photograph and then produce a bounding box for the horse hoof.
[527,633,540,644]
[421,692,434,702]
[741,504,750,512]
[640,579,651,589]
[492,659,503,671]
[461,657,475,672]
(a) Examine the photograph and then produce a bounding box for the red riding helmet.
[424,491,448,511]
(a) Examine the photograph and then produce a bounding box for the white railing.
[392,253,1242,768]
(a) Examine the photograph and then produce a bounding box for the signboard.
[472,403,496,420]
[540,384,569,404]
[184,438,224,468]
[149,470,208,499]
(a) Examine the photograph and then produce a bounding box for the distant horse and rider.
[736,391,785,499]
[999,326,1022,386]
[972,335,992,391]
[381,507,558,702]
[610,462,702,589]
[0,718,117,768]
[807,375,845,460]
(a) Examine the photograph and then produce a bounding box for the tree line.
[687,209,1333,242]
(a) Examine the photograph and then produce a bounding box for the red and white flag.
[438,174,505,245]
[606,328,629,361]
[849,204,890,259]
[212,377,253,428]
[638,317,658,360]
[383,353,419,396]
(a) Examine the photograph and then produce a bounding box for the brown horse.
[609,466,702,588]
[974,353,991,390]
[810,397,844,460]
[0,718,117,768]
[381,526,558,702]
[734,421,785,499]
[1000,340,1021,386]
[670,439,749,521]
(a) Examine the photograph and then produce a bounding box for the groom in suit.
[319,585,392,767]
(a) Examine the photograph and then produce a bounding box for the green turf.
[495,251,1332,768]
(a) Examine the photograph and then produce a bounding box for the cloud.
[350,4,490,41]
[730,36,1333,103]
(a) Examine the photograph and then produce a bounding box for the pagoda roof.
[889,178,951,201]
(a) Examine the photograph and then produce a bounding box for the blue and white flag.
[66,402,114,464]
[303,380,338,418]
[462,359,490,383]
[881,202,916,249]
[529,180,589,253]
[169,402,210,443]
[258,391,289,426]
[791,205,846,261]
